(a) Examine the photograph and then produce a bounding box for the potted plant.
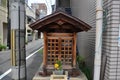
[54,60,63,75]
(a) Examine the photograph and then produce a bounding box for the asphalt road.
[0,39,43,80]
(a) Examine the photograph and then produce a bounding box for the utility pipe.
[94,0,103,80]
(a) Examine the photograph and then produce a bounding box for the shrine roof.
[29,11,92,32]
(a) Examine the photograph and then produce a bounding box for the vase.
[54,70,63,75]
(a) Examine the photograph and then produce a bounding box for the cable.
[18,4,21,80]
[7,0,11,49]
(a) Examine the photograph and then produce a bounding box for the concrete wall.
[70,0,96,75]
[0,6,7,45]
[101,0,120,80]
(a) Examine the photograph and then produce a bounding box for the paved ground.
[0,39,43,80]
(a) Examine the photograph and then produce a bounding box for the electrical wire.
[18,4,21,80]
[7,0,11,49]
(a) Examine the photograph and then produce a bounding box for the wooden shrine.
[30,11,91,75]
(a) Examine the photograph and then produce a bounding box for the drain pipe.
[93,0,103,80]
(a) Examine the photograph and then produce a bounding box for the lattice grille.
[47,38,59,65]
[47,34,73,66]
[61,38,73,65]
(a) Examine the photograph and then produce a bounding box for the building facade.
[25,3,36,42]
[31,3,47,19]
[55,0,71,15]
[56,0,120,80]
[70,0,120,80]
[0,0,8,46]
[0,0,37,46]
[101,0,120,80]
[31,3,47,38]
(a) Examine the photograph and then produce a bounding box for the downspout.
[93,0,103,80]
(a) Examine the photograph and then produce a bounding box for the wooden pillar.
[73,32,77,68]
[43,32,47,66]
[58,38,61,60]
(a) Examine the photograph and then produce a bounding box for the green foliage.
[77,55,92,80]
[38,49,43,54]
[0,44,7,51]
[77,55,85,63]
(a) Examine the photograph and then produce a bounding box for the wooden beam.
[43,32,47,66]
[73,32,77,68]
[47,33,73,36]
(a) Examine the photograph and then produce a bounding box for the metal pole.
[10,0,26,80]
[93,0,103,80]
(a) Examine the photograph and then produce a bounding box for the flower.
[54,60,62,70]
[54,64,59,69]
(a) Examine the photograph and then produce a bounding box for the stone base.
[33,73,88,80]
[32,63,88,80]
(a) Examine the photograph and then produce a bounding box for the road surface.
[0,39,43,80]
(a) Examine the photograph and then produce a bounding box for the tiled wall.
[102,0,120,80]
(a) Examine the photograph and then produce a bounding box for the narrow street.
[0,39,43,80]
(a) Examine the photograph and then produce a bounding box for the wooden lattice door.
[47,33,73,69]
